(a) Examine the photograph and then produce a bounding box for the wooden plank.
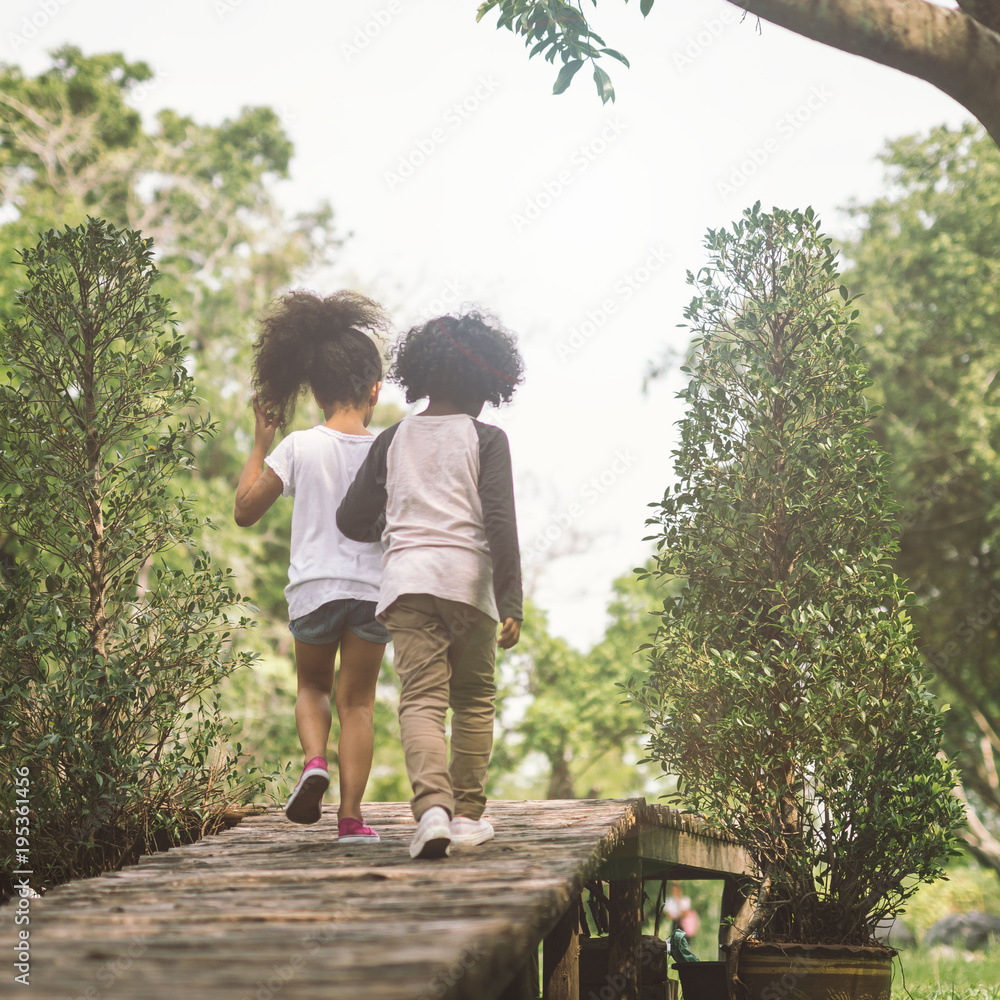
[598,823,747,881]
[499,948,539,1000]
[542,898,580,1000]
[608,878,643,1000]
[0,801,644,1000]
[0,799,747,1000]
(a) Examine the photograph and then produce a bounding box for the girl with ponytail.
[234,290,390,842]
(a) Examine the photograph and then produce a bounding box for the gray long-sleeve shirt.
[336,414,523,622]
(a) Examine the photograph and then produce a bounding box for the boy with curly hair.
[337,311,525,859]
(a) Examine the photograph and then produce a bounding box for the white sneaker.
[450,816,494,847]
[409,806,452,859]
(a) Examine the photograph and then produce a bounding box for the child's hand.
[498,617,521,649]
[252,393,278,449]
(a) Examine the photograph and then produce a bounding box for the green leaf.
[552,60,584,95]
[593,65,615,104]
[476,0,500,22]
[600,47,631,68]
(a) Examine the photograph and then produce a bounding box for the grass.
[892,946,1000,999]
[885,854,1000,998]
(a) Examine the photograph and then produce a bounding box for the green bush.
[0,219,268,897]
[630,204,966,945]
[900,855,1000,942]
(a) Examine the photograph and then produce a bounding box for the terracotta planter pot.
[735,943,894,1000]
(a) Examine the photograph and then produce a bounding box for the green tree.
[843,123,1000,876]
[0,47,341,644]
[632,204,964,945]
[494,565,673,799]
[0,219,265,896]
[0,48,335,333]
[474,1,1000,146]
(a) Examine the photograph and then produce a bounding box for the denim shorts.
[288,599,391,646]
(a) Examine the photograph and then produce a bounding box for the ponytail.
[252,290,388,428]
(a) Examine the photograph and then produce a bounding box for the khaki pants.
[381,594,497,821]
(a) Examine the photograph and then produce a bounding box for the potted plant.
[629,205,966,999]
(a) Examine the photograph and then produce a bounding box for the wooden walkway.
[0,799,750,1000]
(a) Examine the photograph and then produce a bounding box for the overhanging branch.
[957,0,1000,35]
[729,0,1000,147]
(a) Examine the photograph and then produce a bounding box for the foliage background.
[0,24,998,954]
[843,125,1000,875]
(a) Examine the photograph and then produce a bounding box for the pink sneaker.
[338,817,380,844]
[284,756,329,825]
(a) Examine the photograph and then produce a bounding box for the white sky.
[3,0,973,647]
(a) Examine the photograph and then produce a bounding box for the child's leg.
[381,594,455,819]
[441,600,497,821]
[293,638,338,761]
[334,630,384,822]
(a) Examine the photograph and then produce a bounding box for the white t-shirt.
[265,425,383,621]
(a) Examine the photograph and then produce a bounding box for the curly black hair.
[389,310,525,406]
[251,289,389,428]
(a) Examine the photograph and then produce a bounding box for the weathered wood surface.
[0,798,747,1000]
[0,800,635,1000]
[598,802,749,882]
[542,895,581,1000]
[608,878,643,1000]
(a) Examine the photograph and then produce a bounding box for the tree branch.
[730,0,1000,148]
[953,783,1000,875]
[957,0,1000,35]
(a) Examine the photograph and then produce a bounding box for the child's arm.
[234,395,284,527]
[498,617,521,649]
[336,422,400,542]
[474,423,523,648]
